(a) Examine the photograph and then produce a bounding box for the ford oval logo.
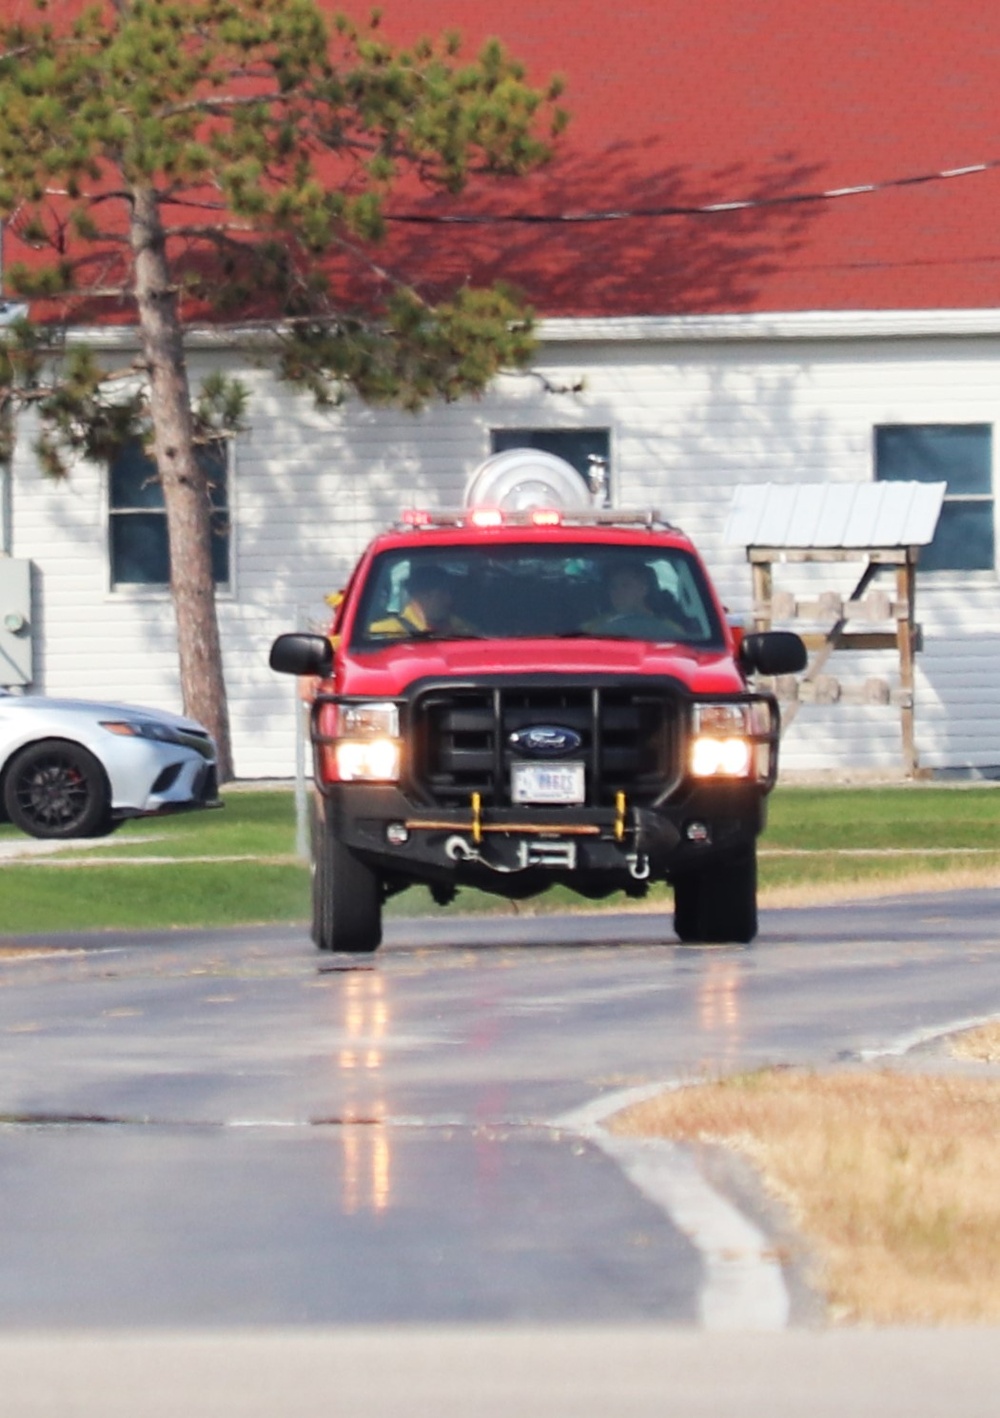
[509,725,583,757]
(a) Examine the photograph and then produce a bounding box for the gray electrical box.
[0,558,33,687]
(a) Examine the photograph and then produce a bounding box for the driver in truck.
[368,564,473,639]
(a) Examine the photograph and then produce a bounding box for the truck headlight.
[334,702,401,782]
[690,703,755,778]
[335,738,401,781]
[338,703,399,738]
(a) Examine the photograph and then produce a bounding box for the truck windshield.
[350,543,726,649]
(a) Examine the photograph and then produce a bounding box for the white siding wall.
[7,326,1000,777]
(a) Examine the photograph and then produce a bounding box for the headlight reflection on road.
[341,1111,391,1216]
[336,971,392,1215]
[697,958,744,1068]
[339,975,389,1073]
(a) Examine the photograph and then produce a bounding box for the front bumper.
[325,780,766,893]
[108,741,222,821]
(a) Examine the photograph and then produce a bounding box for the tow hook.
[626,853,651,881]
[444,834,525,874]
[445,835,479,863]
[444,835,579,873]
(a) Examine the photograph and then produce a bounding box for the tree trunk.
[129,187,234,781]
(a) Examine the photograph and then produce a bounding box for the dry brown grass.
[759,864,1000,909]
[608,1067,1000,1324]
[951,1021,1000,1064]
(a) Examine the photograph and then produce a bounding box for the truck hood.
[337,636,747,697]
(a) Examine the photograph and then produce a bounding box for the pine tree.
[0,0,566,777]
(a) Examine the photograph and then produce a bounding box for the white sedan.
[0,694,221,839]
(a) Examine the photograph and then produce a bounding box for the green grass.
[0,791,308,935]
[766,785,1000,851]
[1,784,998,936]
[763,785,1000,900]
[49,791,303,859]
[0,861,310,933]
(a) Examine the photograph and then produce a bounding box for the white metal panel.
[725,481,945,549]
[0,558,32,686]
[784,485,829,547]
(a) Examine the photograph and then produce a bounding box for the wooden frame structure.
[727,481,945,777]
[748,545,922,775]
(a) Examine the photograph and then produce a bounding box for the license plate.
[511,761,585,804]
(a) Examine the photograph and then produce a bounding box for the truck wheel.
[673,846,758,945]
[311,804,382,953]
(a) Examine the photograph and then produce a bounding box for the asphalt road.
[1,891,999,1414]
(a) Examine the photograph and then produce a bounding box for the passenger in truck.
[584,562,690,640]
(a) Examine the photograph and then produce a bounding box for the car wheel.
[3,739,113,840]
[672,846,758,945]
[311,801,382,953]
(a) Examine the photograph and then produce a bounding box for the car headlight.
[334,702,401,782]
[100,719,184,745]
[690,702,773,779]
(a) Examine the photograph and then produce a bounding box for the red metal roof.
[9,1,1000,320]
[370,0,1000,317]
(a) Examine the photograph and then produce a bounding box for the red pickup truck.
[270,457,805,953]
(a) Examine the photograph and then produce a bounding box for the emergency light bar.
[397,507,676,531]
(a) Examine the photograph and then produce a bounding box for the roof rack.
[396,508,679,532]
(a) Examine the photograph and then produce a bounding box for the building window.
[109,439,231,588]
[875,424,994,572]
[491,428,611,501]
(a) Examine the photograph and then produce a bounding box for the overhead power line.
[387,160,1000,225]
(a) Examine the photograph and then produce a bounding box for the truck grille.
[409,682,680,808]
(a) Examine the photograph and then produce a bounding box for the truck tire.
[672,846,758,945]
[311,802,382,953]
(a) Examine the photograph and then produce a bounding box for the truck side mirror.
[269,632,333,678]
[739,630,807,677]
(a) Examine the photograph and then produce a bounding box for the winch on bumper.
[320,777,767,898]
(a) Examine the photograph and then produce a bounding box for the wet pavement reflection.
[0,891,998,1323]
[697,957,745,1072]
[335,970,391,1214]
